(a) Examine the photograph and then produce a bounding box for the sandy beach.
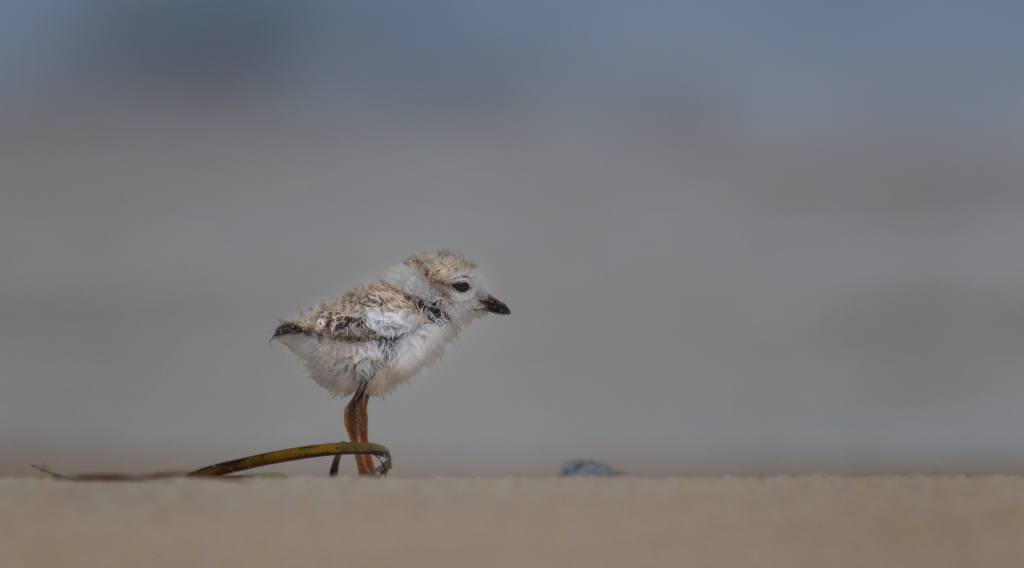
[2,475,1022,567]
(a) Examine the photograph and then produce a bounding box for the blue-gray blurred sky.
[2,1,1023,476]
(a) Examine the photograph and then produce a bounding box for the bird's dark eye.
[452,281,470,293]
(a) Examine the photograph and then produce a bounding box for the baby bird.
[272,251,510,476]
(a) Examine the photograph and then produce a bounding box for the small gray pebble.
[558,459,625,477]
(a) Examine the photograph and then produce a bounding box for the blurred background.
[2,1,1023,477]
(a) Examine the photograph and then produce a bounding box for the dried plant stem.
[188,442,391,477]
[32,442,392,480]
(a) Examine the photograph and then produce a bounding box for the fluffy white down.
[384,263,433,300]
[363,308,419,338]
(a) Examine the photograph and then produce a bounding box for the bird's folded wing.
[311,281,425,342]
[274,281,423,343]
[299,304,419,342]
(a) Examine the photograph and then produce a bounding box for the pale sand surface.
[2,476,1023,567]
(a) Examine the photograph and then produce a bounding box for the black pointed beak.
[480,295,510,315]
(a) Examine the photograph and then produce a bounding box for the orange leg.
[356,393,373,474]
[334,380,373,476]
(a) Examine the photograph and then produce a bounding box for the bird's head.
[384,250,510,323]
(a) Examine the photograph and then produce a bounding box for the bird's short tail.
[271,321,306,344]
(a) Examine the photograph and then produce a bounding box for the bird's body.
[273,279,464,398]
[272,251,509,475]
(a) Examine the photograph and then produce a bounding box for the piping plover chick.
[272,250,510,476]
